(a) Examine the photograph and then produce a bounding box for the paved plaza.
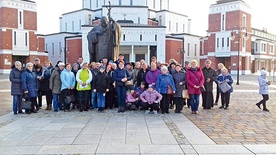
[1,75,276,154]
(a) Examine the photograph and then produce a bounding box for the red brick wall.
[165,39,183,64]
[0,54,13,70]
[0,7,18,29]
[66,38,82,64]
[24,10,37,30]
[29,31,37,51]
[1,29,12,50]
[206,34,216,53]
[37,37,45,52]
[208,13,221,32]
[148,20,158,26]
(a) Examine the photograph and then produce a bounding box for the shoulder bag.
[219,81,231,93]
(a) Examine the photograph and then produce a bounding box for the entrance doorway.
[12,56,28,68]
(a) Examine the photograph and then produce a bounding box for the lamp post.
[229,27,249,85]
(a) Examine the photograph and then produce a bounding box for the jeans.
[97,92,105,108]
[115,85,126,107]
[190,94,200,112]
[52,94,60,111]
[91,91,97,108]
[78,90,90,110]
[12,95,22,113]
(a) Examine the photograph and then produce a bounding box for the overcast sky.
[36,0,276,36]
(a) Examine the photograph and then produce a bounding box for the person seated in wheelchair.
[140,84,162,115]
[125,86,139,110]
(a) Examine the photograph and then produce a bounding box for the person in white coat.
[256,70,271,112]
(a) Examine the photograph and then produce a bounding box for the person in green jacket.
[76,62,93,112]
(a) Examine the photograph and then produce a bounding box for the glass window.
[217,38,219,48]
[52,43,54,55]
[187,43,190,56]
[222,38,224,47]
[140,35,142,41]
[14,31,16,45]
[194,44,197,56]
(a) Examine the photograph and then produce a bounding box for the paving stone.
[193,145,253,154]
[96,144,139,154]
[244,145,276,154]
[73,134,102,144]
[140,144,184,154]
[0,146,42,154]
[36,144,97,154]
[46,137,75,145]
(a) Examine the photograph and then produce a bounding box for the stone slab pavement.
[1,74,276,154]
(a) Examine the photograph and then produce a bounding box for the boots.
[45,105,49,110]
[49,105,52,110]
[263,102,269,112]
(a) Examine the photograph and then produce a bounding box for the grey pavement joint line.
[162,115,190,145]
[144,115,153,145]
[94,115,111,154]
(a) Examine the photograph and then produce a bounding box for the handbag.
[191,71,205,92]
[125,71,133,86]
[21,94,32,110]
[182,89,189,99]
[64,90,75,104]
[219,82,231,93]
[167,86,173,95]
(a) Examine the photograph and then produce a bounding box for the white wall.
[60,10,95,33]
[90,0,147,10]
[102,7,148,24]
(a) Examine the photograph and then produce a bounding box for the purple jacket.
[126,93,136,103]
[146,69,161,86]
[140,90,162,104]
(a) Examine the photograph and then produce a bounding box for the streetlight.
[229,27,249,85]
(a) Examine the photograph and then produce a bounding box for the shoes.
[32,110,37,113]
[214,102,218,105]
[166,111,170,114]
[219,106,224,109]
[14,112,17,115]
[145,110,150,114]
[54,110,58,112]
[224,107,228,110]
[18,111,23,114]
[79,109,83,112]
[64,109,69,112]
[192,111,196,114]
[256,103,261,109]
[45,106,49,110]
[153,110,158,115]
[263,109,270,112]
[195,111,199,114]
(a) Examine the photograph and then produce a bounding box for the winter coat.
[137,68,150,87]
[140,90,163,104]
[50,68,62,94]
[172,71,186,97]
[202,67,217,92]
[36,69,43,91]
[21,69,38,98]
[60,69,76,91]
[135,87,146,99]
[105,70,115,90]
[113,68,131,87]
[186,67,205,95]
[146,69,162,86]
[156,73,176,94]
[258,75,269,94]
[126,93,136,103]
[9,67,23,95]
[131,68,140,86]
[76,69,93,91]
[93,72,110,93]
[40,66,54,93]
[216,73,233,93]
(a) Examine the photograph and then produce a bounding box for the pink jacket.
[186,67,205,94]
[126,93,136,103]
[140,90,162,104]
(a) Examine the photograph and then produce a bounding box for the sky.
[35,0,276,36]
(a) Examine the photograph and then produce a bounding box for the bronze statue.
[87,2,122,62]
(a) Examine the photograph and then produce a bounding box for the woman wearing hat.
[125,86,138,110]
[140,84,162,115]
[256,69,271,112]
[93,65,109,112]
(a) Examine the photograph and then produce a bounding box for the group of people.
[9,54,270,115]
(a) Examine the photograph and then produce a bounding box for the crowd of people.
[9,54,270,115]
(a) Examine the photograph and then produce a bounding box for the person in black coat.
[93,66,110,112]
[202,59,217,109]
[9,61,23,115]
[136,63,149,88]
[105,64,116,109]
[41,60,54,110]
[172,65,186,113]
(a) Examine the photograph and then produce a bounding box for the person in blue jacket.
[216,67,233,110]
[156,66,176,114]
[9,61,23,115]
[113,60,131,113]
[21,62,38,114]
[60,63,76,111]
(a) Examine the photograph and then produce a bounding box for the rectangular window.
[123,34,126,41]
[96,0,99,7]
[176,22,178,33]
[221,13,225,31]
[65,23,67,31]
[140,35,143,41]
[130,0,133,5]
[19,11,22,25]
[227,37,229,47]
[72,21,74,31]
[153,0,155,9]
[217,38,219,48]
[187,43,190,56]
[255,43,258,51]
[194,44,197,56]
[88,14,91,25]
[160,0,162,9]
[138,17,140,24]
[183,24,185,33]
[270,45,274,53]
[14,31,16,45]
[243,15,246,27]
[25,32,27,46]
[119,0,122,5]
[159,15,162,26]
[222,38,224,47]
[52,43,54,55]
[169,21,171,31]
[79,20,81,30]
[264,44,266,52]
[155,35,157,41]
[59,42,62,55]
[242,38,245,48]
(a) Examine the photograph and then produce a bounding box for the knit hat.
[99,66,105,70]
[130,86,135,90]
[261,70,267,75]
[34,58,40,61]
[58,62,65,66]
[148,84,154,89]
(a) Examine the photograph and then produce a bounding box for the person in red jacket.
[186,60,205,114]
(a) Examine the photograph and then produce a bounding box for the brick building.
[200,0,276,75]
[0,0,47,74]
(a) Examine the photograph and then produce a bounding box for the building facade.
[0,0,47,74]
[200,0,276,74]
